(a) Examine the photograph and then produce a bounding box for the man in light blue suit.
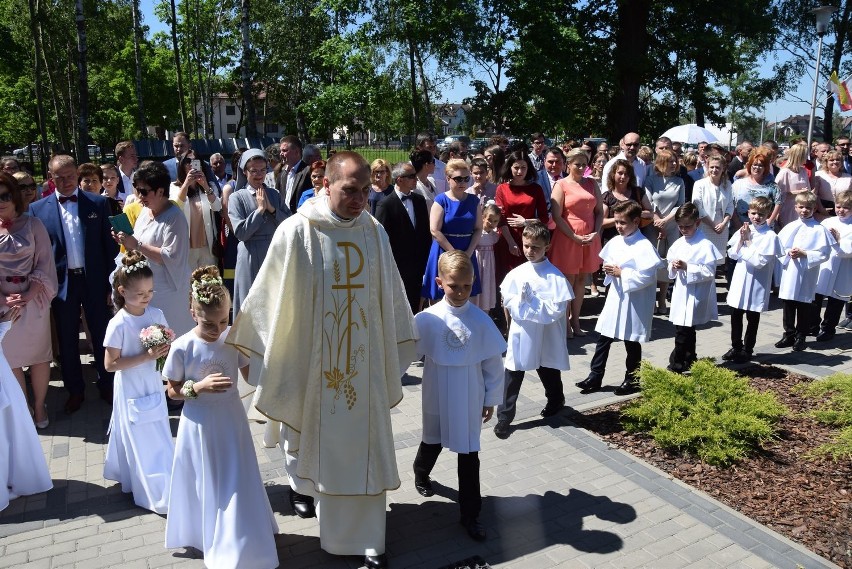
[29,155,119,413]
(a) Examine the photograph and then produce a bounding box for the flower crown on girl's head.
[191,275,224,305]
[125,259,149,273]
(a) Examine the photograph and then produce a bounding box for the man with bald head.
[602,132,646,187]
[228,151,416,569]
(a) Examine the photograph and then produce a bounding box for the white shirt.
[727,223,782,312]
[395,189,415,225]
[777,217,833,302]
[430,158,448,195]
[667,230,723,327]
[284,160,303,206]
[119,168,133,202]
[58,190,86,270]
[602,153,646,189]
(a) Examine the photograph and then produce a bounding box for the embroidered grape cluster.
[344,382,357,410]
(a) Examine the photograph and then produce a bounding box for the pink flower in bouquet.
[140,324,176,372]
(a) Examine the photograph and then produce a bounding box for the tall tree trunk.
[27,0,49,171]
[36,0,68,151]
[414,44,432,132]
[611,0,651,137]
[74,0,90,163]
[132,0,147,137]
[406,28,420,131]
[169,0,188,132]
[67,47,77,156]
[693,58,706,127]
[184,4,197,138]
[822,0,852,143]
[240,0,257,137]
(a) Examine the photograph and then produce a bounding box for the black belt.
[68,268,85,275]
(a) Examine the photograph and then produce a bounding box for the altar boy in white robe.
[412,251,506,542]
[813,190,852,342]
[666,203,724,373]
[774,191,833,352]
[576,201,662,396]
[493,220,572,440]
[723,196,782,363]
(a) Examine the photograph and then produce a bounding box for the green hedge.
[795,373,852,461]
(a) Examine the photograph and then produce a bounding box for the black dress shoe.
[460,517,487,541]
[732,350,752,363]
[614,380,640,396]
[414,478,434,497]
[816,330,835,342]
[792,335,807,351]
[64,393,85,414]
[493,421,511,439]
[364,553,388,568]
[289,489,316,519]
[721,347,740,361]
[540,396,565,417]
[775,335,795,348]
[575,377,602,394]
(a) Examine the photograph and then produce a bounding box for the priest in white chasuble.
[227,151,416,569]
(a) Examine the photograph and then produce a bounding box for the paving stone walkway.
[1,293,848,568]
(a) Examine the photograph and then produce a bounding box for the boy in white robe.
[666,203,724,372]
[723,196,782,362]
[814,190,852,341]
[412,251,506,542]
[493,221,572,439]
[774,191,833,352]
[576,201,662,396]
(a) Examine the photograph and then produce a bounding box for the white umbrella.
[660,124,720,144]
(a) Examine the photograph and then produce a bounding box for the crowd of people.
[0,127,851,568]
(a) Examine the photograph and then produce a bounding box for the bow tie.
[400,194,411,201]
[59,194,78,204]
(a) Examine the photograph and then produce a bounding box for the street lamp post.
[806,4,838,150]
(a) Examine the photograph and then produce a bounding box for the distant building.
[768,115,824,141]
[436,103,471,137]
[196,93,281,140]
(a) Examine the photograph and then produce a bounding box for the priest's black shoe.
[414,478,434,497]
[792,335,807,352]
[540,396,565,417]
[816,330,835,342]
[774,335,795,348]
[460,516,487,542]
[575,377,602,394]
[363,553,388,568]
[289,489,316,519]
[614,380,640,396]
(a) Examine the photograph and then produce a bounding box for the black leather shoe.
[414,478,434,497]
[792,335,806,351]
[460,517,487,542]
[289,489,316,519]
[493,421,511,439]
[64,393,84,414]
[540,396,565,417]
[364,553,388,568]
[816,330,835,343]
[775,335,795,348]
[614,380,640,396]
[575,377,602,394]
[721,347,740,361]
[732,350,752,363]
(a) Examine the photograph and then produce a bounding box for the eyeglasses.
[398,173,417,180]
[751,164,765,169]
[134,185,153,196]
[20,183,37,191]
[838,143,850,147]
[449,175,471,183]
[247,168,266,175]
[0,193,12,203]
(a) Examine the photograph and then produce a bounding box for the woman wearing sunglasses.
[421,159,483,303]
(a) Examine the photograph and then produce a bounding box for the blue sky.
[139,0,838,133]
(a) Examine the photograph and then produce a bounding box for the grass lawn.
[349,148,410,164]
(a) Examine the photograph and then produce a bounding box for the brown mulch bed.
[569,364,852,568]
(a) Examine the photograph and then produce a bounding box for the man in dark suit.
[727,140,753,182]
[836,136,852,174]
[278,135,315,212]
[375,161,431,315]
[29,154,119,413]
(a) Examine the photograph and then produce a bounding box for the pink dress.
[0,215,58,368]
[473,229,499,310]
[549,177,602,275]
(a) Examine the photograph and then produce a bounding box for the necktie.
[59,195,78,204]
[400,194,411,201]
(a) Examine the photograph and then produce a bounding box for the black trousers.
[815,294,846,331]
[52,272,113,395]
[729,307,761,353]
[403,281,422,316]
[782,299,815,337]
[589,335,642,384]
[496,367,563,424]
[670,325,697,367]
[413,442,481,519]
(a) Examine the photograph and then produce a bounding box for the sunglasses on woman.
[0,192,13,202]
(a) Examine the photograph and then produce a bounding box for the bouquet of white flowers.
[139,324,176,372]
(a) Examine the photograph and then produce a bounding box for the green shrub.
[795,373,852,460]
[621,360,787,466]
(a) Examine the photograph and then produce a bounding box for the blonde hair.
[794,191,818,208]
[444,158,469,177]
[190,265,229,309]
[437,250,474,278]
[835,189,852,209]
[784,143,808,172]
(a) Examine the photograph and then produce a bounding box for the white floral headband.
[125,259,149,273]
[191,276,224,305]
